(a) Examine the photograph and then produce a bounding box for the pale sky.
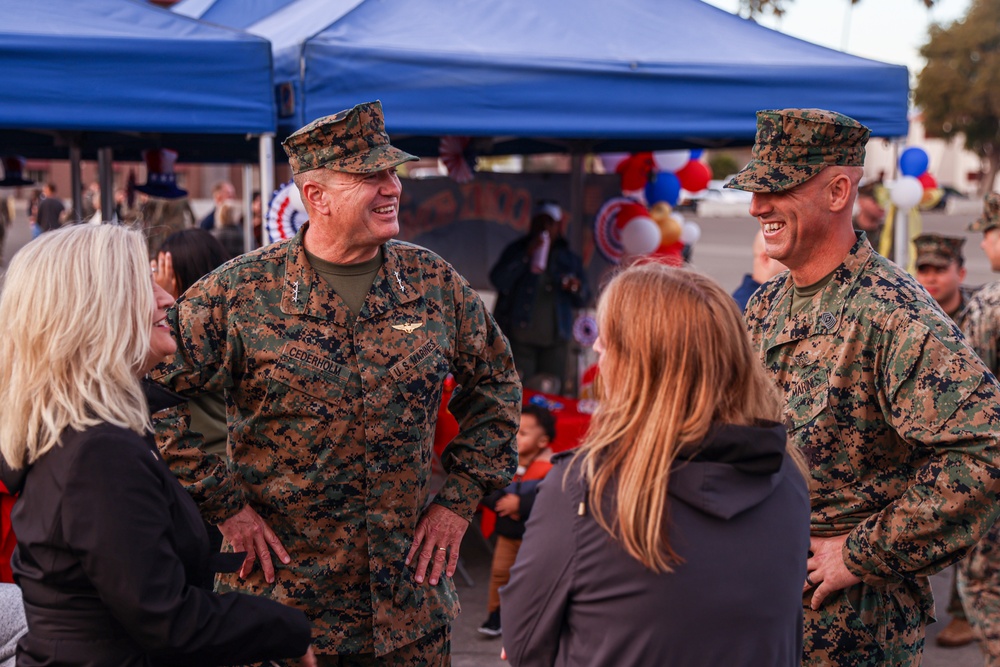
[701,0,972,77]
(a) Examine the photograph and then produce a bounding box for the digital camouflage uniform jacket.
[745,234,1000,625]
[956,279,1000,660]
[152,227,520,656]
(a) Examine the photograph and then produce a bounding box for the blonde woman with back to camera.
[502,263,810,666]
[0,225,315,667]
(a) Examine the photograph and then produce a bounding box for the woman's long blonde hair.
[574,263,798,573]
[0,224,154,469]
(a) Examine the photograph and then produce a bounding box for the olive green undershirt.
[790,268,837,317]
[304,247,383,325]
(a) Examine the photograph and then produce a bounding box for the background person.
[956,192,1000,664]
[911,233,980,649]
[732,229,787,311]
[151,228,234,589]
[477,403,554,639]
[490,202,591,393]
[0,224,314,667]
[502,263,810,667]
[153,101,521,663]
[914,234,976,323]
[199,181,236,231]
[730,108,1000,667]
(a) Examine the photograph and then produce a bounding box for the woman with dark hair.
[151,228,231,298]
[150,228,233,589]
[502,263,810,667]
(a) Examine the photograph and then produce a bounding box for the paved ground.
[2,206,989,665]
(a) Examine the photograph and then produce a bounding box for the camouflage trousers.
[802,582,924,666]
[959,519,1000,666]
[307,625,450,667]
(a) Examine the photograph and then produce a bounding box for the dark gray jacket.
[501,421,809,667]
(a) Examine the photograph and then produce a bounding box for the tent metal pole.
[69,139,83,224]
[242,164,254,253]
[259,134,275,247]
[97,147,114,223]
[568,144,586,253]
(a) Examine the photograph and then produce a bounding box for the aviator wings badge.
[392,322,424,334]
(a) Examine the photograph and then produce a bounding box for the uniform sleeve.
[962,293,1000,376]
[433,273,521,521]
[844,305,1000,583]
[501,468,576,667]
[151,273,246,524]
[61,434,311,664]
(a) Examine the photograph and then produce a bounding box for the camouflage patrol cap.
[968,193,1000,233]
[913,233,965,268]
[281,100,418,175]
[725,109,871,193]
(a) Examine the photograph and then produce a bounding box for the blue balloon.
[645,171,681,207]
[689,149,704,159]
[899,147,929,177]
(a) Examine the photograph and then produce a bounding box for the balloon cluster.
[595,151,709,264]
[888,147,940,210]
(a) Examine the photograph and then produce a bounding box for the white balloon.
[889,176,923,209]
[679,220,702,246]
[620,216,662,255]
[598,152,629,173]
[654,150,691,173]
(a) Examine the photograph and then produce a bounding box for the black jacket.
[1,382,311,667]
[501,422,810,667]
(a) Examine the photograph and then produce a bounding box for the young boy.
[478,403,555,638]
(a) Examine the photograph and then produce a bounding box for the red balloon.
[675,160,712,193]
[917,172,937,190]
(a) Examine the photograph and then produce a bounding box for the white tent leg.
[259,134,275,247]
[242,164,254,253]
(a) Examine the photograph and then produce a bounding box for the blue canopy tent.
[177,0,909,153]
[0,0,279,224]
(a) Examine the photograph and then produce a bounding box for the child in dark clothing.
[478,404,555,638]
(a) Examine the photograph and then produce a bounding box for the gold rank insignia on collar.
[392,322,424,333]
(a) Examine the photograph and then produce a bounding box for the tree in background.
[915,0,1000,195]
[735,0,934,19]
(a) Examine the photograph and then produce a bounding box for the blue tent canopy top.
[0,0,276,161]
[179,0,909,152]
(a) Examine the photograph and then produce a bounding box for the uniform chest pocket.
[786,368,857,492]
[388,339,451,435]
[264,353,347,419]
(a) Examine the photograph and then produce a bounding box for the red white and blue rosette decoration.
[265,180,308,245]
[593,196,638,264]
[573,314,599,347]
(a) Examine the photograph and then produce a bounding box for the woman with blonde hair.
[0,224,315,667]
[502,263,809,666]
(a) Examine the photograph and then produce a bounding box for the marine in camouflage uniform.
[957,192,1000,665]
[912,233,981,648]
[913,233,978,329]
[152,101,521,663]
[727,109,1000,666]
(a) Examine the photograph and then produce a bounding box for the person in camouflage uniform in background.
[911,233,982,649]
[727,108,1000,666]
[956,192,1000,665]
[913,234,978,329]
[152,100,521,665]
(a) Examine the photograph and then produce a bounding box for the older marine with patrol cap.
[153,101,520,664]
[728,108,1000,667]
